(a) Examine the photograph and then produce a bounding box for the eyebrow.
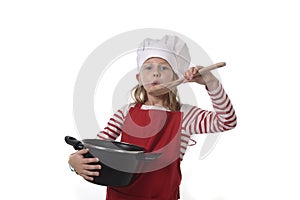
[143,62,170,66]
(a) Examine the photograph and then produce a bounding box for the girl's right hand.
[68,149,102,181]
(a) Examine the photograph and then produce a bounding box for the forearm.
[205,77,219,91]
[207,82,237,132]
[182,82,237,134]
[96,104,129,140]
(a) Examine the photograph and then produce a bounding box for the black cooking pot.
[65,136,160,187]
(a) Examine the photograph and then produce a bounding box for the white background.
[1,0,299,199]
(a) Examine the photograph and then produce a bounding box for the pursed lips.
[151,81,160,86]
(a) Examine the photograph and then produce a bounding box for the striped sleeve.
[96,104,131,140]
[181,82,237,134]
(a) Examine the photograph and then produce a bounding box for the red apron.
[106,103,182,200]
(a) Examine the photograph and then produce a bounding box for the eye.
[143,65,152,70]
[160,65,170,70]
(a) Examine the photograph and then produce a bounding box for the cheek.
[139,74,151,84]
[163,73,176,81]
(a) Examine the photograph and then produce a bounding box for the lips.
[151,81,160,86]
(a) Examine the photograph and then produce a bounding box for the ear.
[136,73,142,86]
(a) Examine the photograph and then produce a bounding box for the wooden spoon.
[148,62,226,96]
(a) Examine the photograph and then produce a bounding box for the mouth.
[150,81,160,86]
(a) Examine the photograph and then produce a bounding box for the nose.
[153,69,160,77]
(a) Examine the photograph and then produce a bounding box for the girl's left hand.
[183,66,215,84]
[183,66,219,90]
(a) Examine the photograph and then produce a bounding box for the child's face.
[136,57,176,93]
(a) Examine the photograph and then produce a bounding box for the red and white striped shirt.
[97,83,237,160]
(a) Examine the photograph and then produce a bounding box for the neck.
[145,95,164,106]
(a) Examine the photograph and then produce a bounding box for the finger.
[191,67,198,75]
[183,71,190,80]
[77,148,89,155]
[85,164,102,170]
[83,157,99,164]
[83,169,100,177]
[186,70,193,78]
[183,78,189,83]
[81,174,94,181]
[195,65,204,71]
[183,74,191,82]
[188,70,195,80]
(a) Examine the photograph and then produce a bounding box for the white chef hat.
[136,35,191,76]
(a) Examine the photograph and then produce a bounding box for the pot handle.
[65,136,84,150]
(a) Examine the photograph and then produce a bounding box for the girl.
[68,35,237,200]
